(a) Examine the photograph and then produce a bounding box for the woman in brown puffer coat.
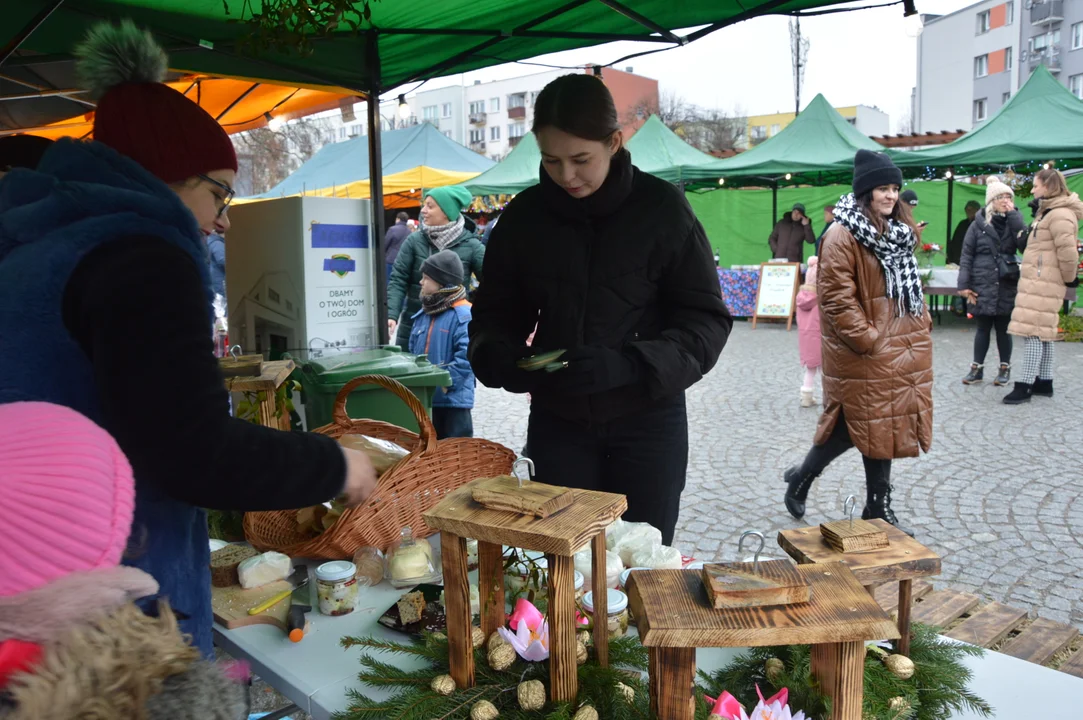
[1003,168,1082,404]
[783,150,933,535]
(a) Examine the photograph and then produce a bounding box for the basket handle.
[331,374,438,454]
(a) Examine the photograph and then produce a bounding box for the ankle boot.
[1032,378,1053,397]
[1003,382,1033,404]
[862,471,914,537]
[994,363,1011,387]
[962,363,984,385]
[783,465,819,520]
[800,389,815,408]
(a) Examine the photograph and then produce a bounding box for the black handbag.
[997,252,1020,280]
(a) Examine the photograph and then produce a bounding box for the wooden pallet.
[910,589,981,628]
[1001,618,1079,665]
[944,602,1028,647]
[1057,647,1083,679]
[874,578,933,615]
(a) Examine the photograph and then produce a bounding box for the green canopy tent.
[624,114,728,186]
[2,0,876,339]
[458,132,542,196]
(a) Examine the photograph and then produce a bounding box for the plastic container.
[574,571,585,603]
[299,348,451,431]
[618,567,649,592]
[385,526,441,588]
[582,589,630,639]
[316,561,359,616]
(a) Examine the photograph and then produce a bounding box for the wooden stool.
[777,519,941,656]
[224,358,296,431]
[423,481,626,702]
[627,564,899,720]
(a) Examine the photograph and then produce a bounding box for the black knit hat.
[900,189,919,206]
[792,203,806,215]
[0,135,53,171]
[420,250,464,289]
[852,149,902,198]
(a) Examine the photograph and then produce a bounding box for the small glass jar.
[582,589,629,639]
[573,570,585,603]
[385,526,441,588]
[618,567,649,593]
[316,560,358,616]
[505,554,548,601]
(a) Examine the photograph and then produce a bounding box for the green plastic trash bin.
[298,347,452,432]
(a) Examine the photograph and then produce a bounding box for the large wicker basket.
[243,375,515,559]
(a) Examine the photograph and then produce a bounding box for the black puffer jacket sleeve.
[626,218,733,399]
[957,221,980,291]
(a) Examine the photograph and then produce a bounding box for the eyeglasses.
[197,174,235,218]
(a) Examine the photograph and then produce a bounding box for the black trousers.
[432,407,473,439]
[973,314,1012,365]
[526,395,688,545]
[801,410,890,489]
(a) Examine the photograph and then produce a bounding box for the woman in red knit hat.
[0,20,377,657]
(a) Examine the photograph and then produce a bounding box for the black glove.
[469,340,538,394]
[542,345,642,396]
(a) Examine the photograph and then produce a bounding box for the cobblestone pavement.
[473,316,1083,631]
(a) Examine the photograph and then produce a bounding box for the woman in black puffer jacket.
[958,177,1027,387]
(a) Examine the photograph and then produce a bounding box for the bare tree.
[623,90,693,132]
[232,115,334,195]
[684,107,747,153]
[896,109,914,136]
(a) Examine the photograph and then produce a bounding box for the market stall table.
[717,268,759,318]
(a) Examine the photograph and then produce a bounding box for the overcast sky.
[389,0,979,133]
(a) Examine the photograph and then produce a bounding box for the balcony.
[469,140,486,153]
[508,135,524,147]
[508,105,527,120]
[469,111,487,125]
[1031,0,1063,26]
[1028,48,1062,72]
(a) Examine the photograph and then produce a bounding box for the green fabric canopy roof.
[710,94,882,186]
[624,114,727,184]
[458,132,542,196]
[5,0,872,124]
[890,67,1083,173]
[252,122,493,198]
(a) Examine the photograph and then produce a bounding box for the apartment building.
[745,105,889,147]
[914,0,1083,133]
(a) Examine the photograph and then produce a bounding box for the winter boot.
[783,465,819,520]
[800,389,816,408]
[1032,378,1054,397]
[994,363,1011,386]
[962,363,984,385]
[862,470,914,537]
[1002,382,1033,404]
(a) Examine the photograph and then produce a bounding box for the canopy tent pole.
[945,172,954,247]
[366,31,389,346]
[771,180,778,233]
[0,0,65,66]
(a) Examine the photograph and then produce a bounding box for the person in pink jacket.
[796,256,822,407]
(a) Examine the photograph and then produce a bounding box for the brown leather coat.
[1008,193,1083,341]
[814,223,933,460]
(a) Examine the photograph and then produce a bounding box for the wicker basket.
[243,375,515,559]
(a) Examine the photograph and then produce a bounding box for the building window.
[846,117,857,126]
[750,125,767,144]
[422,105,437,121]
[509,93,527,109]
[975,54,989,78]
[977,10,990,34]
[1070,74,1083,99]
[1031,30,1061,53]
[508,124,526,138]
[1006,1,1014,25]
[490,97,500,112]
[1003,90,1011,103]
[349,124,361,136]
[444,130,453,138]
[490,126,500,141]
[769,123,781,135]
[469,129,484,143]
[529,91,540,106]
[974,98,988,122]
[442,103,452,118]
[469,100,485,114]
[1073,22,1083,50]
[1006,46,1013,69]
[338,126,347,139]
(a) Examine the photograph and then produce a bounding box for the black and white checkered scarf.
[833,193,925,317]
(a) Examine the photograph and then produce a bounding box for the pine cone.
[573,705,599,720]
[576,641,588,665]
[471,699,499,720]
[884,654,916,680]
[764,657,785,682]
[617,682,635,703]
[517,679,546,710]
[488,643,516,671]
[430,674,456,696]
[471,626,486,649]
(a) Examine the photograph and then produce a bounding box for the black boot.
[1032,378,1054,397]
[862,471,914,537]
[994,363,1011,387]
[783,465,819,520]
[1003,382,1033,404]
[962,363,984,385]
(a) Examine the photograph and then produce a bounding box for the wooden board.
[424,479,626,556]
[224,359,296,393]
[945,602,1028,647]
[751,262,800,331]
[212,579,294,631]
[818,519,889,553]
[811,640,866,720]
[218,353,264,378]
[701,560,811,609]
[649,647,696,720]
[1001,618,1079,665]
[470,476,575,518]
[874,579,933,615]
[910,589,980,628]
[777,520,941,584]
[627,564,899,648]
[1056,647,1083,678]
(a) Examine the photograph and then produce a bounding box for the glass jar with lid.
[316,560,359,616]
[582,589,629,639]
[385,526,441,588]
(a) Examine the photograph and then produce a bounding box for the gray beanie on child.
[420,250,464,288]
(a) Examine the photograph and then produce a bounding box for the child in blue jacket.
[409,250,475,438]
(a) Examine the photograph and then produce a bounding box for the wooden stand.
[778,519,941,657]
[224,359,296,431]
[423,480,627,702]
[628,564,898,720]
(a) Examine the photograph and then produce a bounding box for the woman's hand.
[340,447,379,507]
[960,289,978,303]
[388,318,398,336]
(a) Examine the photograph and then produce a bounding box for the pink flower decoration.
[499,599,549,661]
[703,690,744,720]
[507,598,543,632]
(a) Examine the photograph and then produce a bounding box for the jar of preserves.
[582,589,629,639]
[573,570,585,603]
[316,560,358,616]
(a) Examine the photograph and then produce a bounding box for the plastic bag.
[337,434,410,475]
[574,546,623,591]
[606,520,662,567]
[628,544,684,570]
[237,551,292,589]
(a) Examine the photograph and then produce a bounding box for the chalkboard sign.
[752,262,801,330]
